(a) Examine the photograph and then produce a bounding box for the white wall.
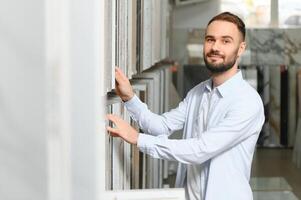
[0,0,104,199]
[173,0,221,29]
[0,0,47,199]
[68,0,103,199]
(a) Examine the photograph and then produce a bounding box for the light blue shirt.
[125,71,264,200]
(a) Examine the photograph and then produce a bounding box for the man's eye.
[206,38,214,42]
[223,40,231,44]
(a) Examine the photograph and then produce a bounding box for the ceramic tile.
[142,0,153,70]
[249,29,285,66]
[284,29,301,66]
[268,66,281,146]
[288,65,298,146]
[293,69,301,168]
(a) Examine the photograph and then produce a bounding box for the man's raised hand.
[115,67,134,102]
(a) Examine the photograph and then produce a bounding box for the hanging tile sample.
[104,0,117,92]
[287,65,297,147]
[104,0,173,192]
[249,29,285,66]
[293,69,301,168]
[269,66,281,146]
[280,65,288,146]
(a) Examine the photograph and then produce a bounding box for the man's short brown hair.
[207,12,246,41]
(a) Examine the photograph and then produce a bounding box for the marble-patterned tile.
[250,177,292,191]
[269,66,281,146]
[253,191,299,200]
[288,65,298,146]
[284,29,301,66]
[259,65,271,146]
[293,69,301,168]
[249,29,285,66]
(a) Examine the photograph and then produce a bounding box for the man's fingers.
[115,67,123,83]
[106,126,120,136]
[115,67,128,82]
[110,132,119,137]
[106,114,125,130]
[106,126,121,137]
[106,114,119,124]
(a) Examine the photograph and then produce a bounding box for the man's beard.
[203,50,238,73]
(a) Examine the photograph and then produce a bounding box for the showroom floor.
[251,148,301,199]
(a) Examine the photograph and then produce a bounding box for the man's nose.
[211,41,220,51]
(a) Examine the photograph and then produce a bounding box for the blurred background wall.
[0,0,47,199]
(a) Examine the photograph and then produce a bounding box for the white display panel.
[105,188,185,200]
[103,0,173,195]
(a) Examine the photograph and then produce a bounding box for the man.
[107,12,264,200]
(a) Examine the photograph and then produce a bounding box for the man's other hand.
[115,67,134,102]
[106,114,139,145]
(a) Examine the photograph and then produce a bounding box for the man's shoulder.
[240,80,261,99]
[235,80,263,109]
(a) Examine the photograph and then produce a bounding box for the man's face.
[203,20,246,73]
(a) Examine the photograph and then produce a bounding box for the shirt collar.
[204,79,213,93]
[204,71,244,98]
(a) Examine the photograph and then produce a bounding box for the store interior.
[1,0,301,199]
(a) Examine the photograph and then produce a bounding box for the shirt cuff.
[124,94,146,113]
[137,133,156,153]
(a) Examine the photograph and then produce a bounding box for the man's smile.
[207,54,224,62]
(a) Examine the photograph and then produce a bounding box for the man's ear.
[237,41,246,58]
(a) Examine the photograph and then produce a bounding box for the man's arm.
[107,100,264,164]
[115,67,187,136]
[137,101,265,164]
[124,94,187,136]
